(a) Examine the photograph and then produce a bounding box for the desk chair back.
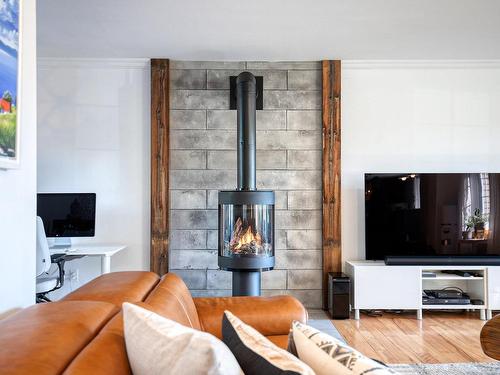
[36,216,51,277]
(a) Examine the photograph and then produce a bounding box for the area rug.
[390,362,500,375]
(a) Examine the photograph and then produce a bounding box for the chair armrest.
[193,295,307,339]
[481,314,500,360]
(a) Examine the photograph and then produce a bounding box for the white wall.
[35,59,500,292]
[37,59,150,297]
[0,0,37,314]
[342,61,500,264]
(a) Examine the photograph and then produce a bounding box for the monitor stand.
[50,237,72,249]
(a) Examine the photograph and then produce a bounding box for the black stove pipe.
[236,72,257,191]
[233,72,259,296]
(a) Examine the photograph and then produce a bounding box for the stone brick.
[287,151,322,170]
[287,191,322,210]
[207,189,219,209]
[286,230,322,249]
[257,170,321,190]
[207,70,287,90]
[207,110,286,130]
[261,290,287,297]
[262,270,287,289]
[246,61,321,70]
[171,150,206,169]
[207,230,218,249]
[171,130,236,150]
[170,61,246,70]
[264,91,321,110]
[276,210,321,230]
[287,70,321,91]
[170,230,206,249]
[171,170,236,189]
[170,269,207,289]
[288,290,322,308]
[207,270,232,289]
[288,270,322,290]
[275,250,322,269]
[207,150,286,170]
[169,250,218,269]
[275,230,287,249]
[171,210,218,229]
[274,191,287,210]
[257,131,321,150]
[170,69,206,89]
[171,110,206,130]
[287,110,321,130]
[171,90,229,110]
[190,289,232,297]
[171,190,206,209]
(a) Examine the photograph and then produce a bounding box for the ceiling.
[37,0,500,59]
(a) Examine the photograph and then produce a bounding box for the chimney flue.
[236,72,257,191]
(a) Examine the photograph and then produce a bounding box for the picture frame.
[0,0,21,169]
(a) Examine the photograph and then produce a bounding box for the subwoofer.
[328,272,351,319]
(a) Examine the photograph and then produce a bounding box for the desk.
[49,245,126,274]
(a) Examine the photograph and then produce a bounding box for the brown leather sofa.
[0,271,307,375]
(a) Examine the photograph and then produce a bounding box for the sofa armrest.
[481,314,500,360]
[193,295,307,339]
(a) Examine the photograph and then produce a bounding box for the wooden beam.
[150,59,170,276]
[322,60,341,309]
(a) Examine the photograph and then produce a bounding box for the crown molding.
[37,58,500,70]
[37,58,151,69]
[342,60,500,70]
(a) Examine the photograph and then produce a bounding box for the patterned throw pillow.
[222,310,315,375]
[288,321,399,375]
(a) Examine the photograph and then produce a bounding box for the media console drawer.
[352,265,420,310]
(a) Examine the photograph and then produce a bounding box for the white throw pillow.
[289,321,399,375]
[122,303,243,375]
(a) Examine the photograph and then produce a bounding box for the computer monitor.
[37,193,96,243]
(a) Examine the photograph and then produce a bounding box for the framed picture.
[0,0,20,169]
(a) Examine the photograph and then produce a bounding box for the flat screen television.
[365,173,500,265]
[37,193,96,238]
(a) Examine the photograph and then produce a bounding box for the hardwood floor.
[332,310,494,364]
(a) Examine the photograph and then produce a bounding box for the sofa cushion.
[144,273,201,330]
[62,271,160,306]
[0,301,117,375]
[63,312,132,375]
[194,295,307,340]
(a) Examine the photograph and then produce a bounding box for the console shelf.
[422,272,484,280]
[345,261,499,321]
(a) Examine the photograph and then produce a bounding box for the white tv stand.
[345,261,500,320]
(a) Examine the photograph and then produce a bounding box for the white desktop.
[48,243,126,274]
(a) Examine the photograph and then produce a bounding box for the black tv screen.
[37,193,96,237]
[365,173,500,260]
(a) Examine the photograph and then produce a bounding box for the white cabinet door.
[354,266,420,309]
[488,267,500,310]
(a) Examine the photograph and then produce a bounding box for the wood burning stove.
[218,72,275,296]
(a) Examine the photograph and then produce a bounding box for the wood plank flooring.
[332,311,494,364]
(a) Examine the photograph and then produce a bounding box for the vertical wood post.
[322,60,341,309]
[150,59,170,276]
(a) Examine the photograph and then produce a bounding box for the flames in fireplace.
[226,217,271,256]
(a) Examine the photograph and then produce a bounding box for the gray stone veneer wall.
[169,61,322,308]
